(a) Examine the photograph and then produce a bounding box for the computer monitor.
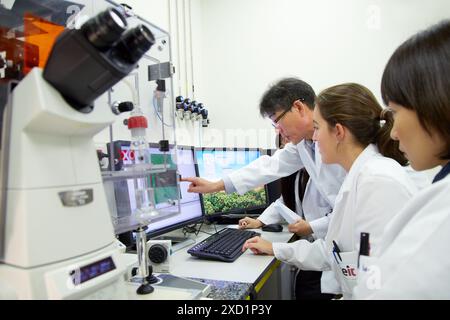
[109,141,204,241]
[195,147,269,220]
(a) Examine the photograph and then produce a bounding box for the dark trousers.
[295,270,335,300]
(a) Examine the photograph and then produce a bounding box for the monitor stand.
[153,235,196,253]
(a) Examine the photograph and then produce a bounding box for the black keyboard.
[187,228,260,262]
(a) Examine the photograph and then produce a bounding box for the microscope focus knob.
[117,101,134,113]
[112,101,134,115]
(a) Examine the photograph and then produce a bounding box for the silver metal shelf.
[101,164,167,182]
[112,207,180,235]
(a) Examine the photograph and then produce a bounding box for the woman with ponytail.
[310,83,420,298]
[244,83,419,299]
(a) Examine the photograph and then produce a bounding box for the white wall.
[192,0,450,149]
[92,0,450,150]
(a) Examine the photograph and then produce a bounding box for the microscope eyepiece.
[43,7,156,112]
[81,8,128,50]
[113,24,155,64]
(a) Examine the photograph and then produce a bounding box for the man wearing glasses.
[182,78,346,299]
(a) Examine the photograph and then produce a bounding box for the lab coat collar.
[433,161,450,183]
[339,144,380,194]
[304,139,314,151]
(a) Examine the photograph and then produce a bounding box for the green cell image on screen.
[202,188,266,215]
[150,154,179,204]
[195,149,268,215]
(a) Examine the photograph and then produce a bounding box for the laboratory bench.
[123,224,295,300]
[123,223,295,300]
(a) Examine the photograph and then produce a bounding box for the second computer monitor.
[195,147,269,219]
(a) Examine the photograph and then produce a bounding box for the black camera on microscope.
[43,7,155,113]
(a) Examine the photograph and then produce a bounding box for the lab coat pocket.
[334,251,358,297]
[355,255,381,295]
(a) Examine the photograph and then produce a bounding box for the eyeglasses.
[270,98,305,128]
[271,108,292,128]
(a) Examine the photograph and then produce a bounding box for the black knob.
[183,98,191,110]
[118,101,134,113]
[148,244,168,264]
[97,150,109,160]
[187,101,197,112]
[159,140,169,152]
[176,96,184,109]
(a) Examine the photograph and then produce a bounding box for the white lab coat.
[228,140,347,240]
[258,172,320,241]
[273,144,419,298]
[403,165,433,191]
[353,172,450,299]
[257,172,301,225]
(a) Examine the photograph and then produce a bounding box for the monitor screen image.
[112,142,203,237]
[195,148,268,217]
[146,145,203,237]
[117,143,179,211]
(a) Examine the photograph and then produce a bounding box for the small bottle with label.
[128,108,156,220]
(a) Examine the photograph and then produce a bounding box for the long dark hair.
[381,19,450,160]
[316,83,407,166]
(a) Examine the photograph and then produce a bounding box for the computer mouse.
[261,223,283,232]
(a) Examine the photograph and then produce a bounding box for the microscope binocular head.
[43,7,155,113]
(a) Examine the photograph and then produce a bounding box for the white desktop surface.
[170,225,293,284]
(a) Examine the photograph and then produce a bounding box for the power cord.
[193,221,218,236]
[182,225,197,234]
